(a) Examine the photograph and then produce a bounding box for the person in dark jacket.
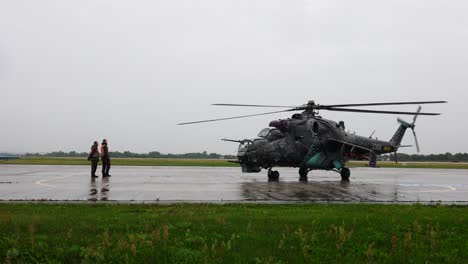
[88,141,100,178]
[101,139,111,177]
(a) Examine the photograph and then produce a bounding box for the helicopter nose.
[236,142,262,172]
[237,138,280,168]
[237,140,263,164]
[237,151,249,165]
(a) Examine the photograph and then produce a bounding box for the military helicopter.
[178,100,446,181]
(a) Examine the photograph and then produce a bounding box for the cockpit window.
[238,141,251,152]
[257,128,270,138]
[267,129,285,141]
[257,127,285,141]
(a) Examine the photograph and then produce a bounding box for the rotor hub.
[301,100,318,117]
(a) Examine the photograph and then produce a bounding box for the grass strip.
[1,157,468,169]
[0,204,467,263]
[0,157,238,167]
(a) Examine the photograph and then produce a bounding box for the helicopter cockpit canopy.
[238,141,252,152]
[257,128,285,142]
[257,128,270,137]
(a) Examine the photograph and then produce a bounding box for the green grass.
[0,204,466,263]
[0,157,239,167]
[1,157,468,169]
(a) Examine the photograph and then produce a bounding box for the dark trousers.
[91,159,98,176]
[102,157,111,176]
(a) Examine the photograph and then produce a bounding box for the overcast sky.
[0,0,467,155]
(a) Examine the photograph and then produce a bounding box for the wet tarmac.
[0,165,467,204]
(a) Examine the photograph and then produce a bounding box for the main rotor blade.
[177,109,295,125]
[322,100,447,108]
[212,103,298,108]
[325,107,441,115]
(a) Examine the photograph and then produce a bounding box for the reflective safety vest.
[91,145,100,158]
[101,145,109,158]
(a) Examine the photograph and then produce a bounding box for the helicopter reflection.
[88,177,110,201]
[269,176,349,184]
[241,179,385,202]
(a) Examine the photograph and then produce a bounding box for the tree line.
[382,152,468,162]
[17,151,237,160]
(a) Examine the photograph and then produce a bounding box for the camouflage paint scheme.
[179,100,445,180]
[237,113,411,178]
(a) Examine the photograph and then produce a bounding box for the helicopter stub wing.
[327,138,374,160]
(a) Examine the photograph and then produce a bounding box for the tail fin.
[389,124,410,148]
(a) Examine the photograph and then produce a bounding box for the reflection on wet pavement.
[101,177,110,201]
[0,165,467,204]
[88,178,97,201]
[88,177,110,201]
[242,180,388,202]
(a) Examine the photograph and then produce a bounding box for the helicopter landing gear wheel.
[299,167,308,181]
[340,167,350,181]
[268,169,280,181]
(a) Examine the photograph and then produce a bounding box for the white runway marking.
[397,184,457,192]
[35,174,79,188]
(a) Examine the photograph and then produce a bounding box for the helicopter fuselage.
[237,115,401,173]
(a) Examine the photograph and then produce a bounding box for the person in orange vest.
[87,141,100,178]
[101,139,111,177]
